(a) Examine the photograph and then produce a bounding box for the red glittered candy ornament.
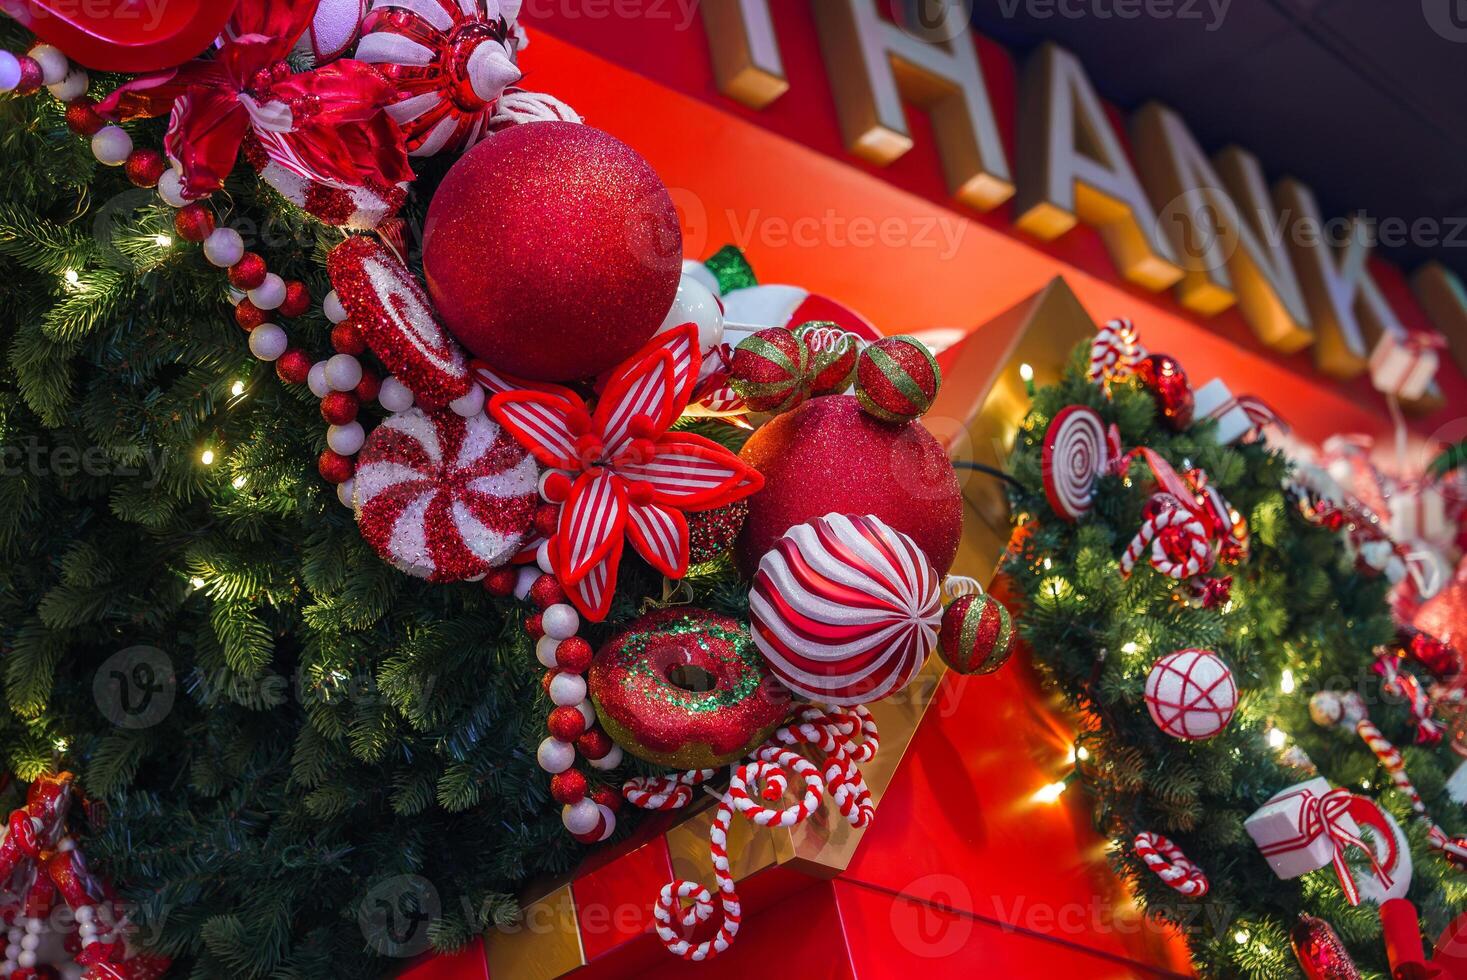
[855,335,941,423]
[938,593,1015,675]
[730,327,809,413]
[327,236,472,405]
[353,407,539,582]
[1290,915,1361,980]
[422,122,681,382]
[735,395,962,577]
[1133,353,1194,430]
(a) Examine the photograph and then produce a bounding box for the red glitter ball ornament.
[937,593,1015,675]
[483,567,518,596]
[555,636,593,674]
[331,319,367,355]
[687,499,748,565]
[855,335,941,423]
[124,149,166,188]
[318,450,354,484]
[64,99,105,136]
[532,503,560,539]
[575,727,612,760]
[279,280,311,318]
[1133,353,1194,430]
[550,769,588,805]
[320,391,359,425]
[591,786,621,813]
[275,348,312,384]
[13,56,42,95]
[354,369,381,404]
[173,203,215,243]
[547,706,587,741]
[422,122,681,382]
[525,612,545,640]
[530,574,565,609]
[229,253,268,290]
[234,299,266,332]
[736,395,962,577]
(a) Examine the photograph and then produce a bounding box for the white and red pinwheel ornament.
[488,325,765,621]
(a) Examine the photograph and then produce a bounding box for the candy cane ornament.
[1355,719,1426,817]
[1088,317,1145,387]
[1121,498,1214,579]
[1133,831,1210,898]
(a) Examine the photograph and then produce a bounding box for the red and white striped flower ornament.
[488,325,764,620]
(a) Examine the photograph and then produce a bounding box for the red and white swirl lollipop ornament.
[353,407,539,581]
[1042,405,1108,521]
[749,513,942,705]
[1088,316,1145,388]
[1133,831,1209,898]
[1144,649,1237,740]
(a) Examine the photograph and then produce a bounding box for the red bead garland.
[228,253,268,290]
[353,369,380,403]
[551,770,589,805]
[320,391,359,425]
[275,348,312,385]
[124,149,166,188]
[173,203,215,242]
[318,450,354,484]
[554,637,592,674]
[280,280,311,318]
[234,299,266,331]
[483,568,518,596]
[330,320,367,355]
[64,99,105,136]
[548,706,588,741]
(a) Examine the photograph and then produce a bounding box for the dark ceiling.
[963,0,1467,279]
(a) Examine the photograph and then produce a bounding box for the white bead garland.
[535,539,554,574]
[324,353,363,392]
[378,375,414,413]
[448,383,485,417]
[203,227,245,268]
[157,169,188,207]
[326,421,365,455]
[536,736,575,774]
[307,361,331,399]
[588,745,623,771]
[29,44,66,85]
[535,635,562,669]
[91,126,132,166]
[47,66,88,101]
[248,273,287,311]
[575,699,596,727]
[542,603,579,640]
[247,323,288,361]
[513,566,540,600]
[548,672,587,707]
[323,290,348,323]
[336,478,356,510]
[0,52,21,92]
[562,798,600,834]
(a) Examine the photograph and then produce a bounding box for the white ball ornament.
[449,383,485,417]
[18,950,36,969]
[0,52,22,92]
[29,44,67,84]
[203,227,245,268]
[249,273,287,311]
[575,700,596,727]
[536,539,554,574]
[681,258,720,296]
[326,421,365,455]
[588,744,623,771]
[562,798,600,834]
[657,274,725,352]
[91,126,133,166]
[537,736,575,774]
[336,477,356,509]
[378,375,415,412]
[74,906,94,925]
[514,566,540,600]
[548,671,587,707]
[323,290,348,324]
[48,66,88,101]
[542,604,579,640]
[18,935,38,953]
[535,635,561,669]
[307,361,331,399]
[324,353,363,392]
[247,323,288,361]
[157,169,188,207]
[1144,649,1237,740]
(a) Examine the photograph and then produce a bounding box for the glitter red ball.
[422,122,681,382]
[687,499,748,565]
[1133,353,1194,431]
[279,280,311,318]
[13,56,43,95]
[525,612,545,640]
[354,369,381,404]
[64,99,105,136]
[550,769,588,805]
[331,320,367,355]
[547,705,587,741]
[320,391,359,425]
[554,636,593,674]
[529,574,565,609]
[275,348,312,384]
[730,327,810,414]
[229,253,268,290]
[575,727,612,760]
[234,299,266,332]
[124,149,166,189]
[856,335,940,423]
[591,786,622,813]
[173,203,215,243]
[483,567,518,596]
[532,503,561,539]
[318,450,354,484]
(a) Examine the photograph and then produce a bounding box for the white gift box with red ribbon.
[1244,778,1361,880]
[1388,480,1454,547]
[1193,378,1280,445]
[1369,331,1446,401]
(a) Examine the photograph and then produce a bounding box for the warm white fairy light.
[1267,727,1287,748]
[1033,781,1067,804]
[200,449,215,465]
[1234,930,1249,945]
[189,576,206,589]
[1019,363,1034,382]
[1121,642,1139,655]
[63,269,79,285]
[1280,669,1295,694]
[231,475,247,490]
[230,380,246,397]
[154,234,172,247]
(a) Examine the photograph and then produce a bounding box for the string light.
[1280,669,1295,694]
[189,576,206,589]
[153,234,172,247]
[1267,727,1287,748]
[1018,363,1034,382]
[1121,642,1139,655]
[53,738,68,753]
[1234,930,1250,945]
[230,380,246,397]
[200,449,215,465]
[1077,746,1089,761]
[231,475,247,490]
[63,269,79,285]
[1033,781,1067,804]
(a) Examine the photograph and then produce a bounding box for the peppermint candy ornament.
[294,0,368,64]
[749,512,942,705]
[1042,405,1107,521]
[356,0,524,157]
[354,407,539,581]
[327,236,472,405]
[1144,649,1237,740]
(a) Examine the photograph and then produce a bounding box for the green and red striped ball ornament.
[855,335,940,423]
[937,593,1015,675]
[730,326,811,413]
[794,321,860,395]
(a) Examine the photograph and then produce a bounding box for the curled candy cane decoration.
[1355,718,1425,817]
[1088,317,1145,387]
[1133,832,1209,898]
[1373,654,1444,746]
[1120,498,1214,580]
[943,575,983,600]
[626,705,879,960]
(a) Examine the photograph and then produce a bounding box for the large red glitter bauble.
[1414,558,1467,654]
[422,123,681,382]
[1133,353,1194,430]
[735,395,962,577]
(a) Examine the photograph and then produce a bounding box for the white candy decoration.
[657,275,725,353]
[293,0,368,64]
[326,422,365,455]
[1144,649,1237,740]
[91,127,132,166]
[203,228,245,268]
[324,353,363,392]
[307,361,332,399]
[542,604,579,641]
[537,737,575,774]
[249,273,287,311]
[247,324,288,361]
[750,512,941,705]
[378,375,414,412]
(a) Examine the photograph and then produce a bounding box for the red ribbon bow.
[96,0,411,203]
[1258,787,1392,906]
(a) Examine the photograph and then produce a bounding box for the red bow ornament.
[96,0,412,229]
[489,325,764,621]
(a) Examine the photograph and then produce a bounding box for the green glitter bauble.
[587,607,792,770]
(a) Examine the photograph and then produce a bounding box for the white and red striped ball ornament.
[1042,405,1108,521]
[1143,649,1237,741]
[749,512,941,705]
[354,407,539,581]
[355,0,523,157]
